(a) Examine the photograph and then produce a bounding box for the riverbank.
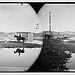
[0,41,42,48]
[28,37,75,72]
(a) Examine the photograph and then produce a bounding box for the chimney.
[49,12,51,34]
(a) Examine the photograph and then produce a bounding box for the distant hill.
[0,32,5,35]
[60,31,75,35]
[1,31,75,40]
[0,32,43,41]
[16,32,43,37]
[52,31,75,38]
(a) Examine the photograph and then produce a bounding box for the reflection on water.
[14,47,25,56]
[66,53,75,71]
[65,37,75,71]
[0,47,41,71]
[69,37,75,40]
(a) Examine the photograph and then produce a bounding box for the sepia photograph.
[0,2,75,73]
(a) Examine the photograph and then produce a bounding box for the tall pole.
[49,12,51,34]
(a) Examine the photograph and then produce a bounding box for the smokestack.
[49,12,51,33]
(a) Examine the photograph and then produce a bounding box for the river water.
[0,48,41,71]
[69,37,75,40]
[66,53,75,71]
[65,37,75,71]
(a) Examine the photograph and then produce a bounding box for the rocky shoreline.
[27,38,75,72]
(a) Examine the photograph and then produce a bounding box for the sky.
[38,4,75,32]
[0,3,42,33]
